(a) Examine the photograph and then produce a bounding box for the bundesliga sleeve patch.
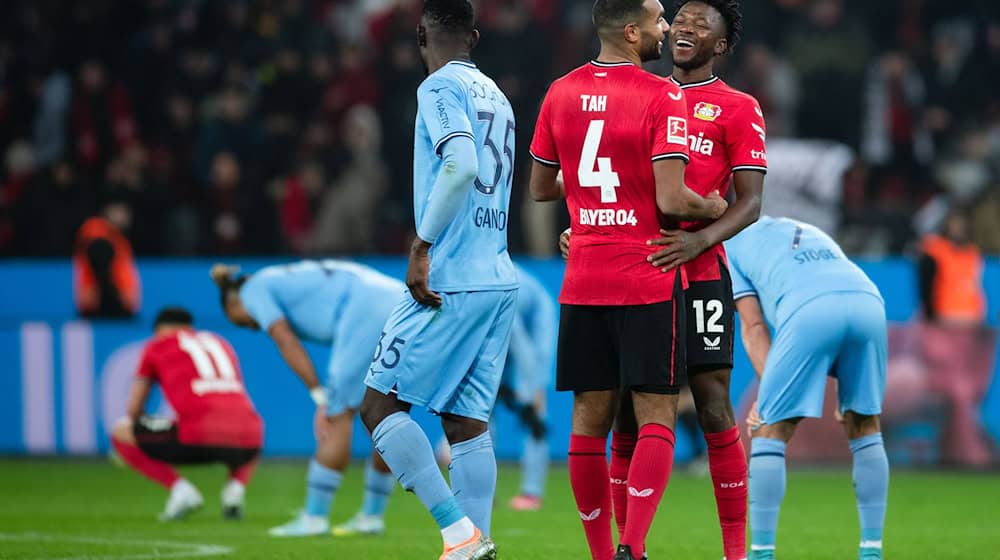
[667,117,687,145]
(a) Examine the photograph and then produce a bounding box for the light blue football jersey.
[724,216,882,328]
[240,260,403,344]
[414,60,517,292]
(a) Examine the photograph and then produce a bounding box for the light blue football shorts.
[365,289,518,422]
[758,291,887,425]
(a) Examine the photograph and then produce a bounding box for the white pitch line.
[0,532,233,560]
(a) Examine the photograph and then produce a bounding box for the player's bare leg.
[570,390,618,560]
[691,369,748,560]
[361,389,495,559]
[269,409,356,537]
[747,417,800,560]
[615,392,678,560]
[110,417,203,521]
[841,412,888,560]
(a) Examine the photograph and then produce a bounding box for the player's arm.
[125,378,153,420]
[409,135,479,307]
[653,159,728,220]
[528,163,564,201]
[648,170,763,270]
[268,319,325,404]
[735,295,770,379]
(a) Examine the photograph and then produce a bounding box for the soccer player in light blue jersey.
[358,2,517,559]
[210,260,405,538]
[725,217,889,560]
[503,264,557,512]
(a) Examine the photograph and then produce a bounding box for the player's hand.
[746,400,763,439]
[646,229,710,271]
[834,408,845,424]
[406,238,442,307]
[559,228,571,260]
[706,190,728,220]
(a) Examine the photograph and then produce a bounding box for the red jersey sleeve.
[727,96,768,173]
[529,89,560,168]
[136,343,158,381]
[650,82,690,163]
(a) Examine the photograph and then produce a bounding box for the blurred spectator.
[0,0,997,256]
[917,210,996,466]
[71,59,136,181]
[73,203,141,319]
[308,105,387,254]
[759,139,854,238]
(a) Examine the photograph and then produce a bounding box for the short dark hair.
[593,0,647,34]
[675,0,743,53]
[423,0,475,34]
[154,307,194,329]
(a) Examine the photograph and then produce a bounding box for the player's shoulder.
[710,79,763,111]
[419,63,472,96]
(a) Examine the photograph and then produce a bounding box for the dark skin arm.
[528,162,563,201]
[647,169,764,270]
[653,159,728,221]
[268,319,322,389]
[407,238,443,307]
[126,378,153,420]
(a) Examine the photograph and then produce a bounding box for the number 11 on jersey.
[578,120,620,203]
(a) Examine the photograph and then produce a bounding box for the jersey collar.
[590,60,635,68]
[669,75,720,89]
[447,60,477,69]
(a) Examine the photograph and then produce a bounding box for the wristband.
[310,386,328,407]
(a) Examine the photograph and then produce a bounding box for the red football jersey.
[136,329,263,448]
[672,76,768,282]
[531,61,690,305]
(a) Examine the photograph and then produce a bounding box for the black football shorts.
[134,416,259,468]
[684,259,735,374]
[556,275,686,395]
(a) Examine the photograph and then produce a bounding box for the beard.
[672,48,715,71]
[639,36,663,63]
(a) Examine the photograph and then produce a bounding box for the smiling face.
[670,1,727,71]
[636,0,670,62]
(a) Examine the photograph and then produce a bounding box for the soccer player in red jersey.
[529,1,727,558]
[109,307,263,521]
[606,2,766,560]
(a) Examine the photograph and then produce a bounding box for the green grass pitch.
[1,459,997,559]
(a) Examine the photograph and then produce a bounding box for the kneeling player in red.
[109,307,264,521]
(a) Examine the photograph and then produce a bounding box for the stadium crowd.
[0,0,998,257]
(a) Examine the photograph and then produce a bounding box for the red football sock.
[112,438,180,489]
[621,423,675,556]
[705,426,748,560]
[610,431,636,541]
[229,458,258,485]
[569,434,614,560]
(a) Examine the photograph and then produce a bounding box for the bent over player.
[728,217,889,560]
[110,307,263,521]
[212,260,402,538]
[529,1,726,558]
[359,1,518,559]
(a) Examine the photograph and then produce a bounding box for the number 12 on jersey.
[578,120,620,203]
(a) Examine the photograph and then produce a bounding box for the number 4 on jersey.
[578,120,620,203]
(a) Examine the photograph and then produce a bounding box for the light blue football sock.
[449,431,497,535]
[361,459,395,517]
[849,433,889,549]
[305,459,342,517]
[372,412,465,529]
[520,435,549,498]
[749,438,787,551]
